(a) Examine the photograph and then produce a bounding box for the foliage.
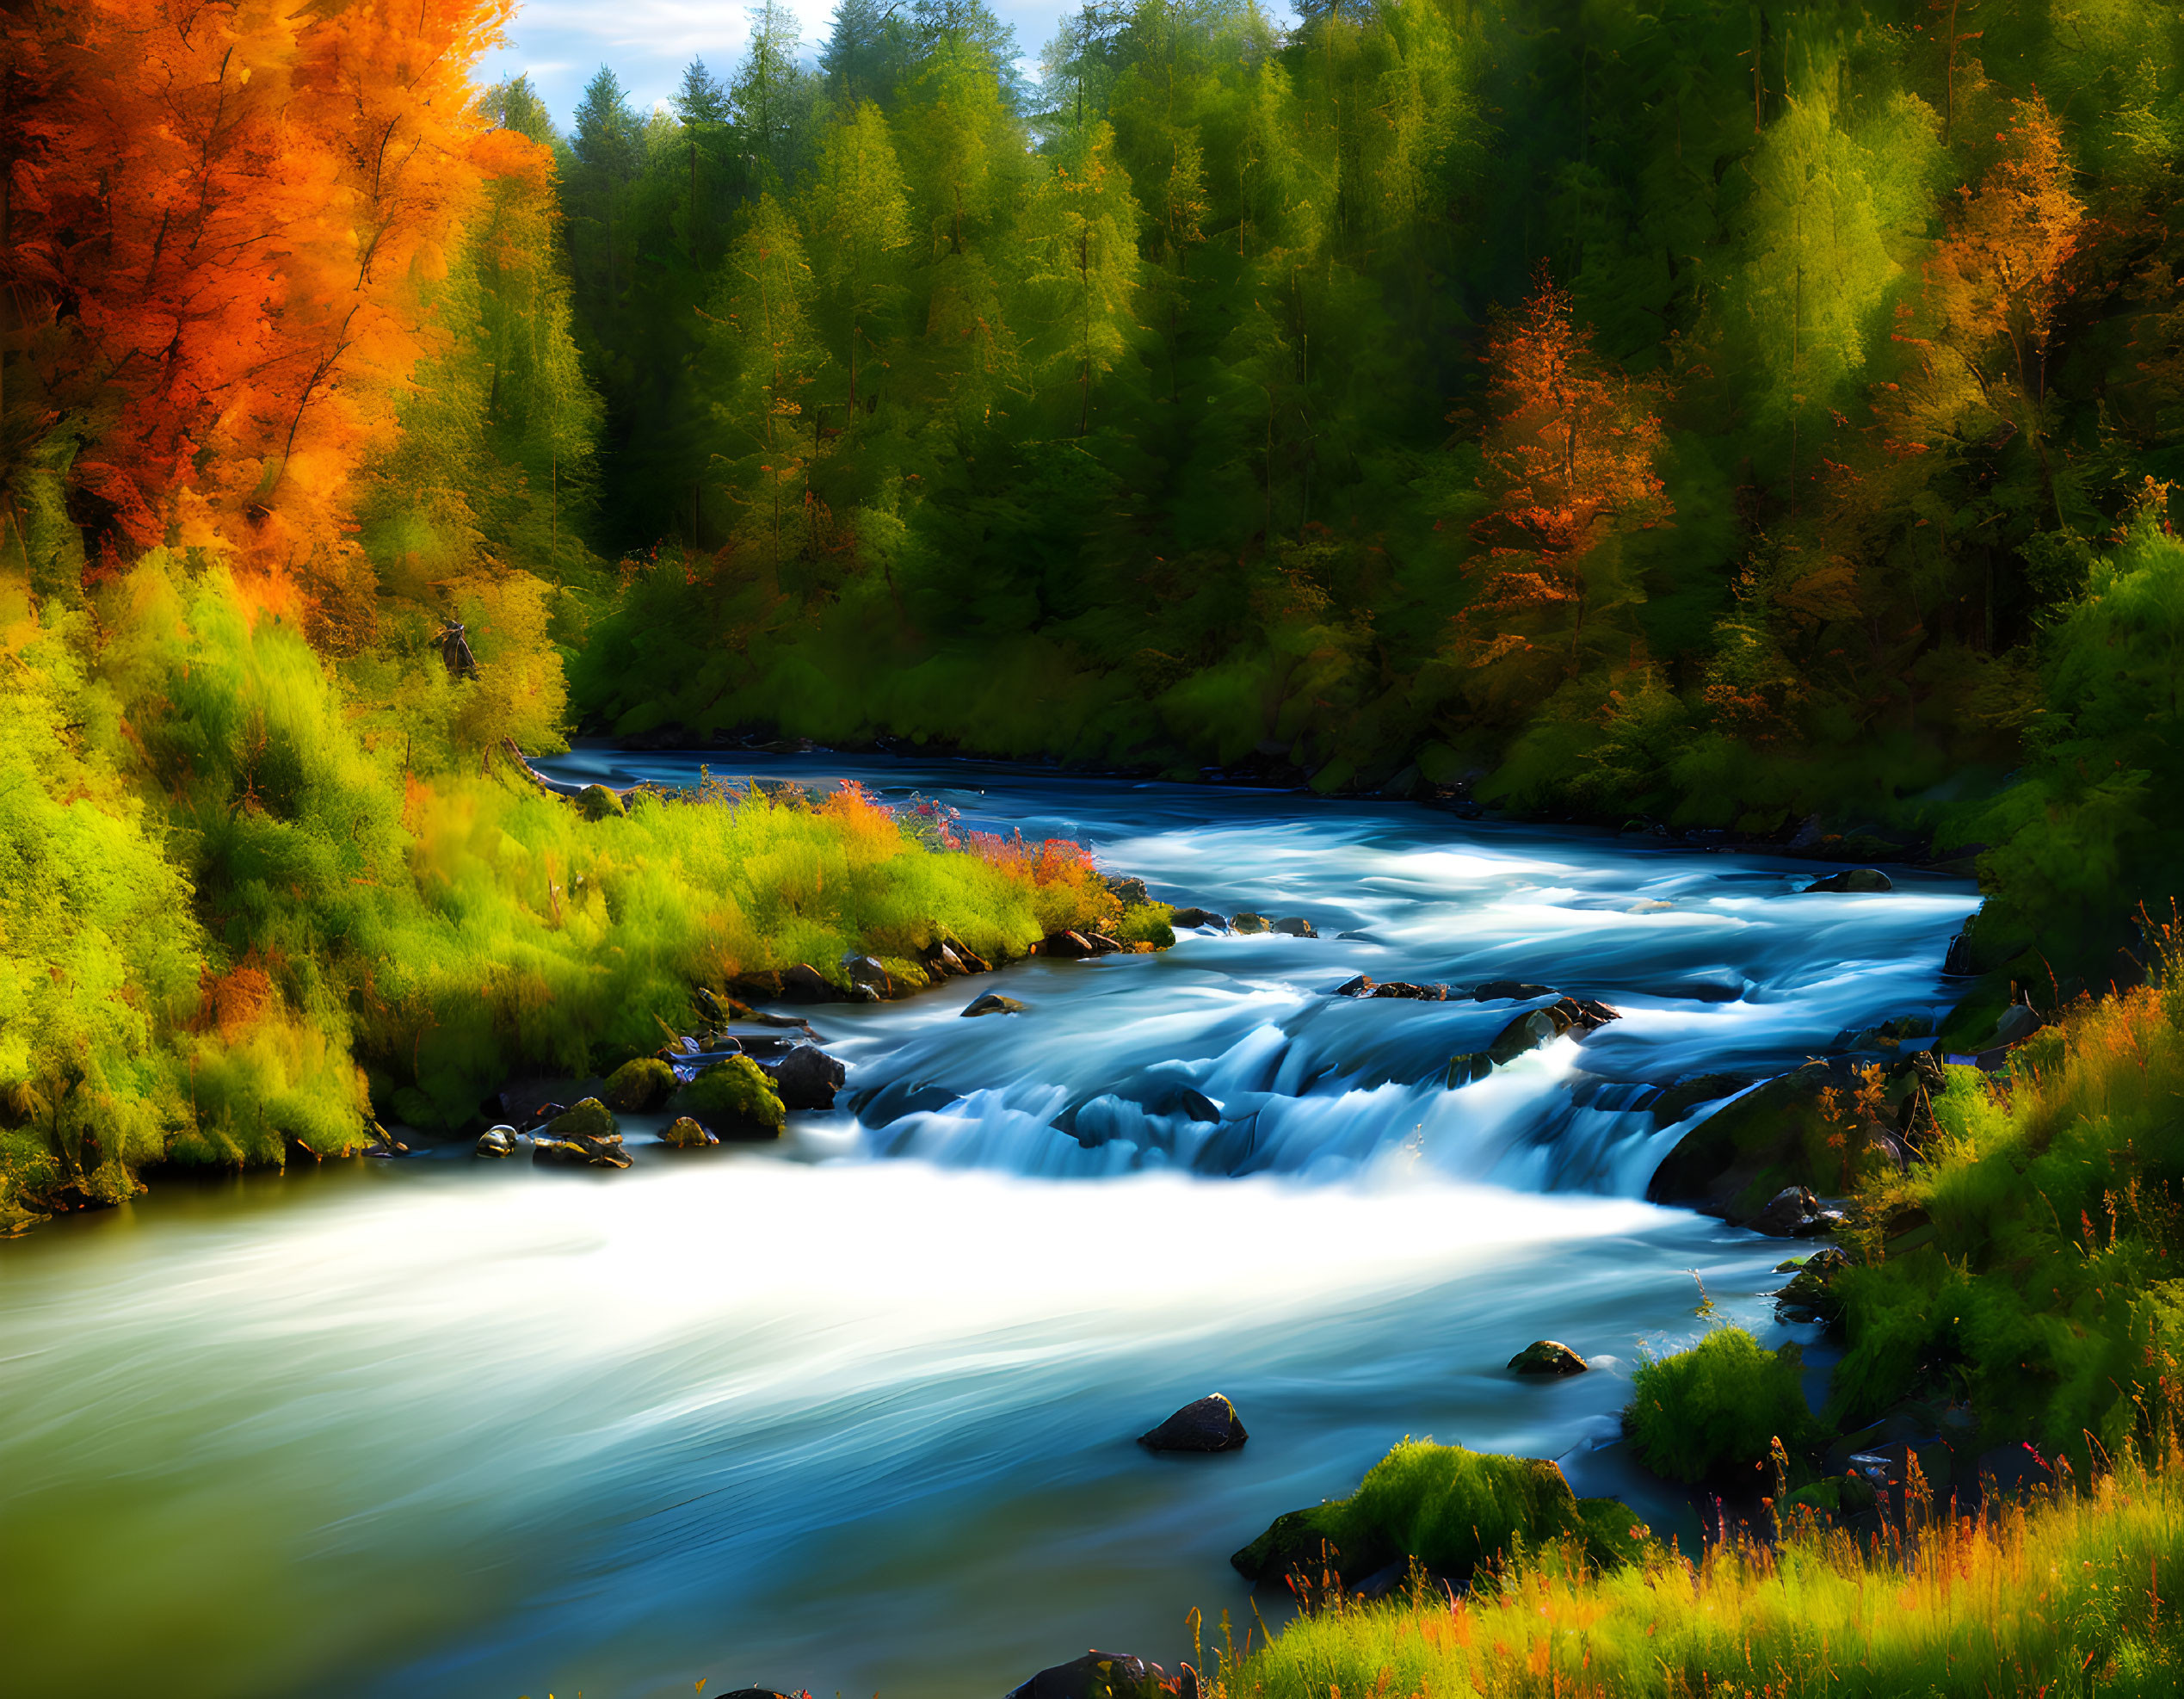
[1625,1328,1819,1486]
[1213,1445,2184,1699]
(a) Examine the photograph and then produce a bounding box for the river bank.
[1,754,1982,1696]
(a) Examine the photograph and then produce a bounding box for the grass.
[1209,1448,2184,1696]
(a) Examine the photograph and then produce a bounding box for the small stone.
[1507,1340,1589,1376]
[473,1126,518,1158]
[1270,916,1317,938]
[1169,907,1227,930]
[659,1115,716,1149]
[964,992,1028,1017]
[1230,912,1271,935]
[1802,867,1894,893]
[1138,1393,1249,1453]
[1332,974,1373,996]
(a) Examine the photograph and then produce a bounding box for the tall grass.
[1215,1449,2184,1696]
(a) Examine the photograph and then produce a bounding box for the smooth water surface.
[1,755,1979,1697]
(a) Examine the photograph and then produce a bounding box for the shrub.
[1625,1328,1817,1484]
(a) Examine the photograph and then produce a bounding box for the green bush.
[1232,1440,1638,1586]
[1626,1328,1817,1485]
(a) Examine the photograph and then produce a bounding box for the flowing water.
[0,755,1980,1698]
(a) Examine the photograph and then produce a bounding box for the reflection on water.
[0,755,1977,1698]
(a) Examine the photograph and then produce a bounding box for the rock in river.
[659,1115,717,1149]
[763,1042,847,1110]
[1004,1650,1186,1699]
[1169,907,1226,930]
[1802,867,1893,893]
[668,1056,787,1140]
[964,992,1028,1017]
[473,1125,519,1158]
[1138,1393,1248,1453]
[1508,1340,1588,1376]
[602,1056,676,1114]
[1229,911,1271,935]
[1270,916,1317,937]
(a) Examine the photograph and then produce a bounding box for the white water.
[0,757,1979,1697]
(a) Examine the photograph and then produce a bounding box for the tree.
[821,0,914,108]
[565,68,644,337]
[1014,122,1143,436]
[1452,264,1672,710]
[731,1,824,189]
[804,105,916,417]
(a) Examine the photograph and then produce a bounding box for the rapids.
[0,754,1979,1698]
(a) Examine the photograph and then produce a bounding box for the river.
[0,753,1979,1697]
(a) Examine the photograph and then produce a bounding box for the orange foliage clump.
[1,0,510,590]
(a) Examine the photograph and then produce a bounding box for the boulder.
[1647,1061,1864,1218]
[1487,1008,1567,1066]
[1749,1184,1823,1237]
[1475,980,1556,1002]
[1138,1393,1248,1453]
[603,1056,677,1114]
[1508,1340,1589,1376]
[1645,1074,1751,1125]
[473,1126,519,1158]
[659,1115,717,1149]
[546,1098,620,1144]
[1105,875,1151,907]
[964,992,1028,1017]
[1270,916,1317,938]
[1372,981,1452,1000]
[764,1043,847,1111]
[1230,912,1271,936]
[1803,867,1894,893]
[576,783,626,820]
[669,1056,787,1140]
[842,953,896,996]
[780,962,837,1002]
[1003,1651,1182,1699]
[1169,907,1227,930]
[1994,1003,2042,1045]
[1332,974,1373,996]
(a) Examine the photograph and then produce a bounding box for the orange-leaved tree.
[1450,263,1672,717]
[1,0,509,612]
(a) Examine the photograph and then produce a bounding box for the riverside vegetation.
[8,0,2184,1694]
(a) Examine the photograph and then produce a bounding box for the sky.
[474,0,1070,127]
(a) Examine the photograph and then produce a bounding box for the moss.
[1625,1328,1817,1485]
[603,1056,676,1113]
[1232,1440,1631,1586]
[670,1055,785,1140]
[546,1097,620,1142]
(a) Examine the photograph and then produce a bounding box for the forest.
[6,0,2183,1212]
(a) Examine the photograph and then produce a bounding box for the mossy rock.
[577,783,626,820]
[1508,1339,1588,1376]
[669,1055,786,1140]
[1231,1440,1634,1586]
[659,1115,716,1149]
[604,1056,676,1114]
[546,1097,620,1143]
[1646,1062,1887,1216]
